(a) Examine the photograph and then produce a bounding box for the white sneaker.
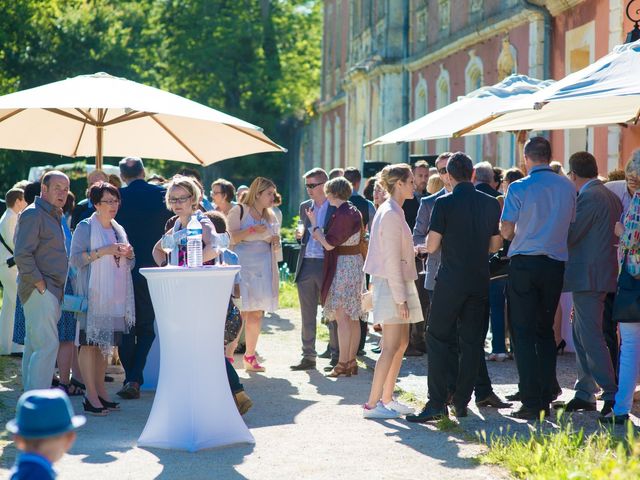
[363,402,401,419]
[384,400,415,415]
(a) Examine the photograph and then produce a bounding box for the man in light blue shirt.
[500,136,576,420]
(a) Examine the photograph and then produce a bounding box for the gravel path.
[6,306,626,479]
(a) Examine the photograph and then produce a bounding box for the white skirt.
[371,276,423,325]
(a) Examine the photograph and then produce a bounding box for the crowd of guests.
[0,157,287,421]
[3,134,640,476]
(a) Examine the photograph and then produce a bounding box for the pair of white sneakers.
[363,400,414,419]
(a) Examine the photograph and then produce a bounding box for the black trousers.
[427,282,487,409]
[410,258,429,351]
[508,255,564,410]
[603,292,619,381]
[445,296,494,401]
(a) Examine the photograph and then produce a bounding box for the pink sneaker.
[243,355,265,372]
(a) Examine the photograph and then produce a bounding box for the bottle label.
[187,228,202,236]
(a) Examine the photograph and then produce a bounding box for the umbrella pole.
[96,109,104,170]
[516,130,527,174]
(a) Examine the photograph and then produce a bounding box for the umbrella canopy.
[0,72,285,169]
[459,39,640,135]
[364,74,553,147]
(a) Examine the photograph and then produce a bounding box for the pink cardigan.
[363,198,418,303]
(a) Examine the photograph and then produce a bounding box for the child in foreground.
[6,389,86,479]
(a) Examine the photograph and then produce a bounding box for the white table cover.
[138,265,254,451]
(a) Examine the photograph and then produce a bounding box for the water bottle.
[186,214,203,268]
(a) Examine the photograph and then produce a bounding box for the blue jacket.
[11,453,55,480]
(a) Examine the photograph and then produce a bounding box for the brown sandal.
[349,359,358,376]
[326,361,351,378]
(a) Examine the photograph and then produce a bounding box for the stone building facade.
[303,0,640,179]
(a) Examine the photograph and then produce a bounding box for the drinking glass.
[296,220,305,237]
[417,244,427,274]
[160,234,176,266]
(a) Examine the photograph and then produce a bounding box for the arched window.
[435,66,450,154]
[324,119,333,171]
[413,76,428,154]
[464,52,484,163]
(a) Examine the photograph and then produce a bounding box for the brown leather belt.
[336,245,361,255]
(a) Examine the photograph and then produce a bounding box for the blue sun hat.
[6,389,86,438]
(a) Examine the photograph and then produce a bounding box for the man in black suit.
[407,152,502,422]
[115,157,172,399]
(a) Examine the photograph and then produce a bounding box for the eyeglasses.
[99,200,120,206]
[437,168,448,175]
[167,195,192,204]
[211,190,223,196]
[305,182,325,190]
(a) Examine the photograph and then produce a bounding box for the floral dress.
[323,231,364,322]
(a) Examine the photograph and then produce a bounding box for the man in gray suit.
[557,151,622,415]
[290,168,337,371]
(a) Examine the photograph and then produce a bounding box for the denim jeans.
[489,278,507,354]
[614,323,640,415]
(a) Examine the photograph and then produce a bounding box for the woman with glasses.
[227,177,280,372]
[210,179,236,216]
[70,182,135,416]
[152,175,218,267]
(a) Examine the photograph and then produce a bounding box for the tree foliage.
[0,0,321,204]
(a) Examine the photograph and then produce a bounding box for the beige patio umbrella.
[0,72,285,169]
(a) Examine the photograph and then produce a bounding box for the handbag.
[612,255,640,321]
[62,294,88,313]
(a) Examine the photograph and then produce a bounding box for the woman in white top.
[228,177,280,372]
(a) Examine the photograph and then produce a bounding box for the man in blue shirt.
[500,136,576,420]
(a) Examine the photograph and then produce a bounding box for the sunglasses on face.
[437,168,448,175]
[305,182,325,190]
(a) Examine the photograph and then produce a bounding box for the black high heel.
[83,398,108,416]
[556,339,567,355]
[99,396,121,411]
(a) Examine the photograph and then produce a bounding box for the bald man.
[14,171,70,391]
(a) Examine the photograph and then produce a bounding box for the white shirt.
[605,180,632,216]
[304,200,329,259]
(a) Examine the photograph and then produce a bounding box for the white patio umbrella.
[364,74,553,147]
[0,72,285,169]
[458,40,640,136]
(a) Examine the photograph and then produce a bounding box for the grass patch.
[279,280,299,309]
[315,324,329,343]
[479,419,640,479]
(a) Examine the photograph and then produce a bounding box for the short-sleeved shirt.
[429,182,501,294]
[501,165,576,261]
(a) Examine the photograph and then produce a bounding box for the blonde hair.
[324,177,352,200]
[243,177,277,221]
[427,175,444,194]
[165,175,202,211]
[379,163,412,194]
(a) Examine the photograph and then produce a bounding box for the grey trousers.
[23,289,60,391]
[572,290,617,402]
[297,259,324,360]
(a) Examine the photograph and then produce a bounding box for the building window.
[439,0,450,32]
[334,117,342,168]
[470,0,482,13]
[324,119,333,170]
[464,51,484,162]
[417,9,427,43]
[435,66,450,154]
[414,77,428,154]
